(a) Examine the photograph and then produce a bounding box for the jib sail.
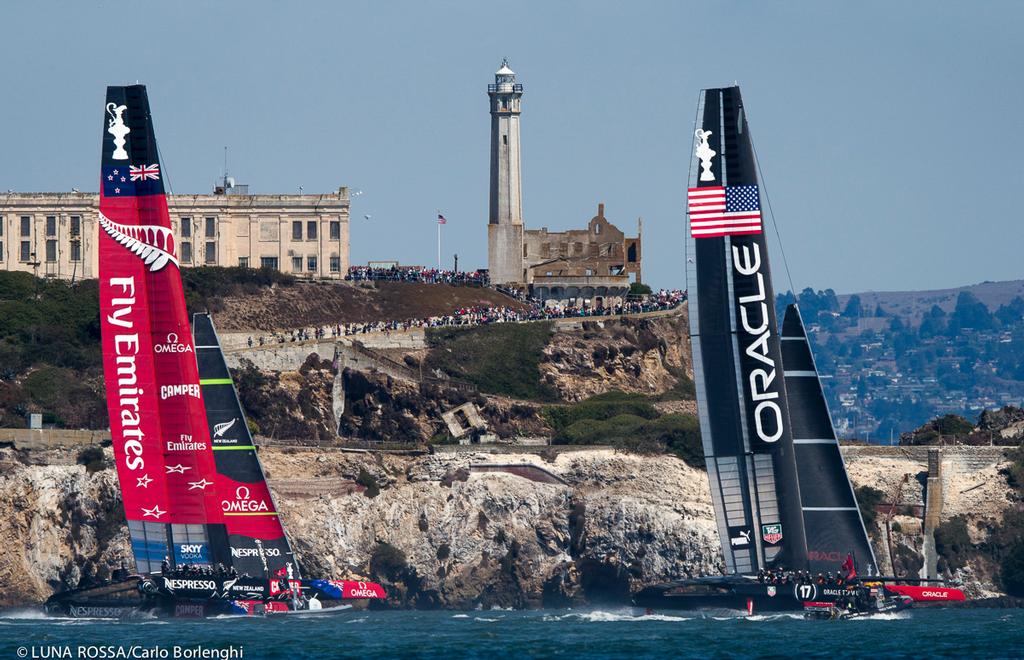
[98,85,224,574]
[686,86,807,573]
[192,313,297,578]
[781,304,876,573]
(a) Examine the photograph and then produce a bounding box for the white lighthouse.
[487,59,525,285]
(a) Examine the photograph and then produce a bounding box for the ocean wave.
[474,617,501,622]
[452,614,470,618]
[544,610,692,623]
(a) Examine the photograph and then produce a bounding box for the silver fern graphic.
[98,211,178,272]
[214,418,238,438]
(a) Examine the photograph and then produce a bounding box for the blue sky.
[2,1,1021,293]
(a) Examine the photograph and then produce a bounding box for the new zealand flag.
[103,163,162,197]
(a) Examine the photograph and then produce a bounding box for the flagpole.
[436,209,441,269]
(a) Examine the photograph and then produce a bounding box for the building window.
[45,240,57,262]
[330,256,341,272]
[307,255,317,272]
[307,221,317,240]
[70,216,81,237]
[238,257,250,268]
[594,223,601,234]
[205,217,216,238]
[205,241,216,264]
[329,221,340,240]
[20,216,30,237]
[46,216,57,237]
[261,256,279,269]
[181,242,192,263]
[291,256,302,272]
[70,241,81,262]
[0,215,4,236]
[503,135,507,145]
[0,242,4,261]
[181,217,192,238]
[292,221,302,240]
[20,241,31,262]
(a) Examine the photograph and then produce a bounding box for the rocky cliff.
[0,445,720,609]
[3,442,1020,609]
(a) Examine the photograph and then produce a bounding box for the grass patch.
[544,391,703,468]
[425,322,557,401]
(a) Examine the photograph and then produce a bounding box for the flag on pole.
[687,185,762,238]
[437,214,447,225]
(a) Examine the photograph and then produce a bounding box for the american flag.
[437,214,447,225]
[687,185,762,238]
[130,163,160,181]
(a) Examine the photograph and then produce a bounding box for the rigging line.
[152,132,175,200]
[749,130,797,303]
[684,90,701,293]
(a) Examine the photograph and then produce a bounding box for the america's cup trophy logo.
[695,129,716,182]
[106,103,130,160]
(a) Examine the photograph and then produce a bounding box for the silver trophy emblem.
[106,103,130,160]
[694,129,716,182]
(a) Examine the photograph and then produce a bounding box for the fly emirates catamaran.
[633,85,965,616]
[45,85,385,618]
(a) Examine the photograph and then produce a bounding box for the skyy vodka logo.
[732,243,784,443]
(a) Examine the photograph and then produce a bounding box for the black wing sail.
[781,304,876,573]
[687,86,808,573]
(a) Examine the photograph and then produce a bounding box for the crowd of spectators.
[346,265,489,286]
[245,288,686,348]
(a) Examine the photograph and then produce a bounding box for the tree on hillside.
[919,304,947,338]
[948,291,996,335]
[996,296,1024,326]
[874,303,887,317]
[842,294,862,318]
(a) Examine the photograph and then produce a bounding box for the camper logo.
[99,211,179,272]
[761,523,783,545]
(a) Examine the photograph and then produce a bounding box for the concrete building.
[0,184,350,280]
[485,61,642,303]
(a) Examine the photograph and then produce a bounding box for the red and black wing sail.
[192,313,298,578]
[98,85,224,573]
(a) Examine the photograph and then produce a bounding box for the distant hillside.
[837,279,1024,326]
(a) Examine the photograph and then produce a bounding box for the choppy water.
[1,607,1022,659]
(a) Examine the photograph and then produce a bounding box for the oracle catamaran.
[45,85,384,618]
[634,85,964,613]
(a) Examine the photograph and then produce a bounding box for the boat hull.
[43,576,375,619]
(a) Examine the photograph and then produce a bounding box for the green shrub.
[76,446,107,474]
[369,542,408,581]
[356,467,381,498]
[1001,540,1024,597]
[935,414,974,437]
[854,485,886,530]
[935,515,973,571]
[629,282,653,296]
[425,322,556,401]
[542,391,658,433]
